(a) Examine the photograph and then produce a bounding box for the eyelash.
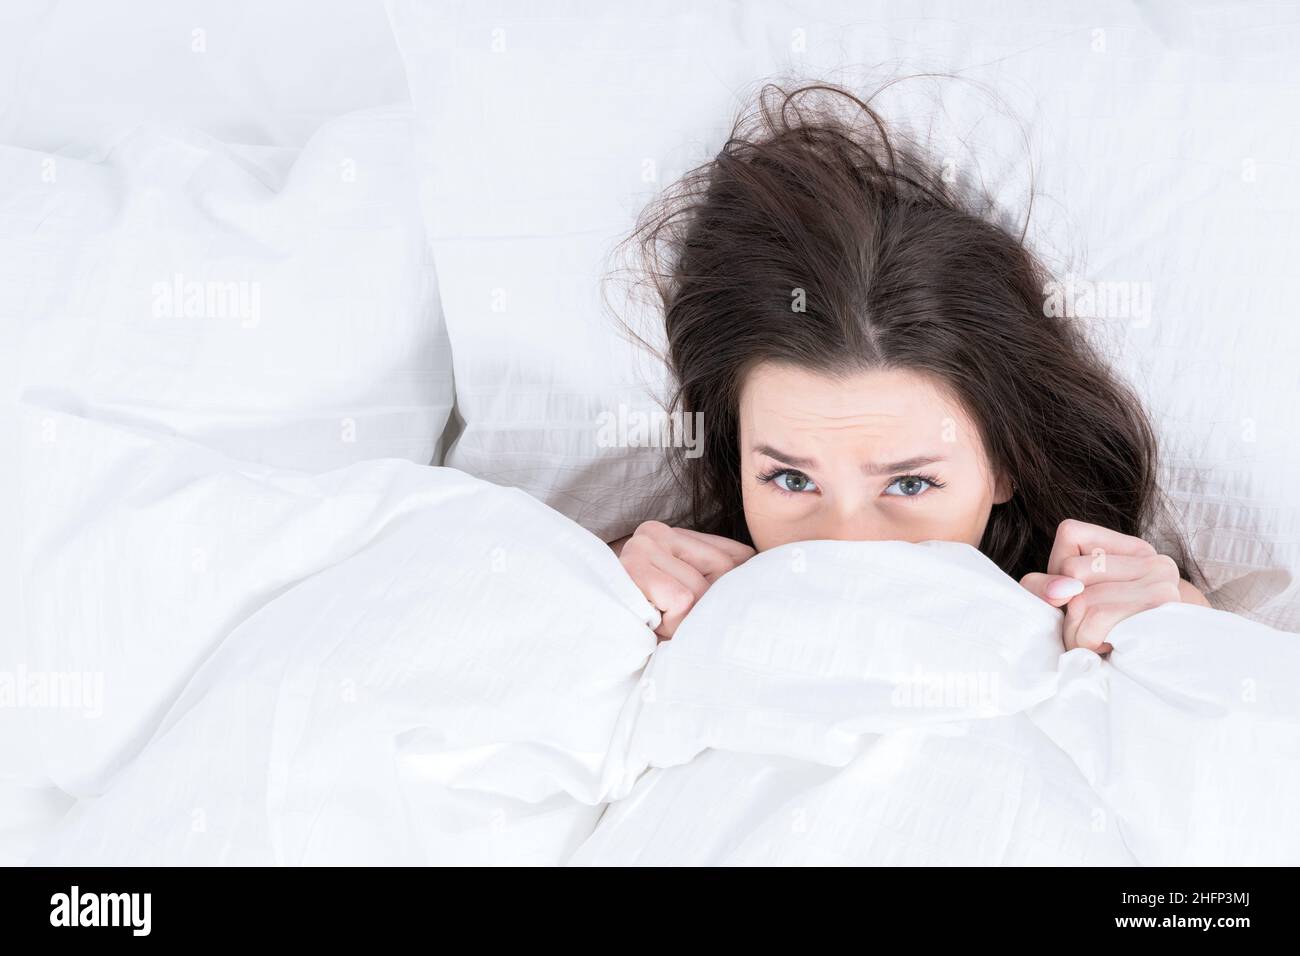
[755,468,947,499]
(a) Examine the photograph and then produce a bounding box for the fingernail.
[1047,577,1085,600]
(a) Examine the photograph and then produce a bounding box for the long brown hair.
[610,79,1203,588]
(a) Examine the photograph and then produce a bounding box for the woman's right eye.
[759,469,819,494]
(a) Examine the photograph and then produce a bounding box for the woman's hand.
[611,521,755,640]
[1019,518,1204,655]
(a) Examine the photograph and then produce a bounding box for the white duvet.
[17,414,1300,866]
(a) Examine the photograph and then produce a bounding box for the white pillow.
[386,0,1300,629]
[12,104,453,473]
[0,0,408,152]
[386,0,741,543]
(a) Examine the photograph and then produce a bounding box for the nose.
[809,505,886,543]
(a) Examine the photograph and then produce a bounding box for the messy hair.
[611,79,1203,588]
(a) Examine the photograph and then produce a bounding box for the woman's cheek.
[893,495,983,547]
[743,488,817,552]
[743,487,990,551]
[742,502,791,552]
[944,492,995,548]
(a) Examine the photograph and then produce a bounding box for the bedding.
[19,418,1299,864]
[2,106,454,796]
[0,0,407,153]
[574,541,1300,865]
[5,0,1299,869]
[17,413,659,864]
[1,4,447,797]
[10,104,452,474]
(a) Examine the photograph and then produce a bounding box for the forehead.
[738,362,978,449]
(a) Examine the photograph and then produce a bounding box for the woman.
[607,81,1212,652]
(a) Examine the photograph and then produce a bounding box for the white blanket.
[577,542,1300,865]
[18,416,1300,865]
[17,412,657,865]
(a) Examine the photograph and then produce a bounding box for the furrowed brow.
[861,455,946,476]
[752,444,818,469]
[754,444,945,475]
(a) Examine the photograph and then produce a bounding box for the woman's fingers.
[1019,572,1085,608]
[1061,580,1145,653]
[633,563,701,639]
[1055,553,1154,586]
[644,543,723,638]
[648,547,711,603]
[1046,518,1156,578]
[1024,526,1185,655]
[621,522,755,639]
[635,521,754,581]
[671,526,757,568]
[1028,519,1163,630]
[1061,574,1182,653]
[665,537,745,582]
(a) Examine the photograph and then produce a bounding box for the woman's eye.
[774,470,817,494]
[884,475,935,497]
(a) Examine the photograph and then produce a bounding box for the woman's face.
[738,362,1011,552]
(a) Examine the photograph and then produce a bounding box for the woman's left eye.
[883,474,944,498]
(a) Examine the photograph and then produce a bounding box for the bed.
[3,0,1298,865]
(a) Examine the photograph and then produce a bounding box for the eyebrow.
[753,444,947,476]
